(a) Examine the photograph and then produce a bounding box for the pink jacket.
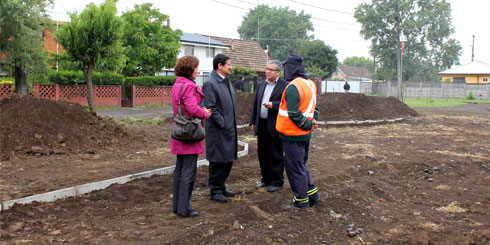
[170,76,208,155]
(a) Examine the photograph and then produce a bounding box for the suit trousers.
[208,161,233,195]
[282,140,318,206]
[173,154,198,215]
[257,118,284,187]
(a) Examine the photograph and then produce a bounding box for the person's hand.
[263,102,273,109]
[203,107,211,118]
[312,119,319,131]
[251,125,255,132]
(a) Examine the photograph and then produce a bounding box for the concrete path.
[97,107,173,119]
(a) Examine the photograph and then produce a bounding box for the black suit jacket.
[249,77,288,137]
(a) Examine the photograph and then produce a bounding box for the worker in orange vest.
[276,53,320,210]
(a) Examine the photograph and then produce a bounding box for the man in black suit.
[249,60,288,192]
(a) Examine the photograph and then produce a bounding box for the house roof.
[181,33,229,47]
[337,65,372,80]
[209,36,268,73]
[438,61,490,75]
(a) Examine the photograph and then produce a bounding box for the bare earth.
[0,95,489,244]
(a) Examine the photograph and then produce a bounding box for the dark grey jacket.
[203,70,238,162]
[249,77,288,137]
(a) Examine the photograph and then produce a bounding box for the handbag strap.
[176,82,186,116]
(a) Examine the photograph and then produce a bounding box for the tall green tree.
[238,4,314,61]
[298,40,338,80]
[343,56,374,72]
[0,0,53,94]
[121,3,181,76]
[355,0,461,81]
[56,0,124,111]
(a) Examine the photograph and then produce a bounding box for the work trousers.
[282,140,319,207]
[173,154,198,215]
[257,119,284,187]
[208,161,233,195]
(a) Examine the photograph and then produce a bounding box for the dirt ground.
[1,94,489,244]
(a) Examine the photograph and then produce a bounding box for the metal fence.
[372,81,490,100]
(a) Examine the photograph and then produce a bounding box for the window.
[483,78,488,82]
[206,47,215,57]
[453,77,466,83]
[184,45,194,56]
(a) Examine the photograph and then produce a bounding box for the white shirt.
[259,78,278,119]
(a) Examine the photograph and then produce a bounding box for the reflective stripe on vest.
[276,78,317,136]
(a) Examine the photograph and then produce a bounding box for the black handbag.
[171,82,205,142]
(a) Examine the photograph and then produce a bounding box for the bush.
[124,76,176,86]
[48,71,123,85]
[464,91,475,100]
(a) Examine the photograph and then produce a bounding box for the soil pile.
[235,92,418,124]
[0,94,139,160]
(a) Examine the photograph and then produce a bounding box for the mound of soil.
[235,92,418,124]
[0,95,139,161]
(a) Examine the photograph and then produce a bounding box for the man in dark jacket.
[203,54,238,203]
[249,60,288,192]
[235,76,245,92]
[343,81,350,93]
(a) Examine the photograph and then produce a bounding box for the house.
[438,61,490,83]
[330,65,372,82]
[209,36,268,77]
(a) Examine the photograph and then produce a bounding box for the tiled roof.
[438,61,490,75]
[181,33,229,47]
[209,36,268,73]
[337,65,372,79]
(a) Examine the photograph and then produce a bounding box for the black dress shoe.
[267,186,282,192]
[178,211,199,218]
[255,182,268,189]
[210,194,228,202]
[223,189,236,198]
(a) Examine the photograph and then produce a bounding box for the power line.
[210,0,249,10]
[314,24,359,31]
[285,0,354,15]
[312,17,360,27]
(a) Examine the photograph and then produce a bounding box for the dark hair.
[174,56,199,78]
[213,53,230,70]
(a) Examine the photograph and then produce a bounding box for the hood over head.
[281,53,309,82]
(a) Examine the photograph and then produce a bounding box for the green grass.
[404,98,490,108]
[118,117,164,125]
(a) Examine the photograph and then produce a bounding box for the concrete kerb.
[0,141,248,212]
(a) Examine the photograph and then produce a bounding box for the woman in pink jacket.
[171,56,211,218]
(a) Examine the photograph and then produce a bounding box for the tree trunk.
[82,64,96,112]
[14,61,27,95]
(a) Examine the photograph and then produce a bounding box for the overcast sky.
[49,0,490,65]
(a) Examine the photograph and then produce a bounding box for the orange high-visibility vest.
[276,77,317,136]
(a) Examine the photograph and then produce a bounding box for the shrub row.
[47,71,176,87]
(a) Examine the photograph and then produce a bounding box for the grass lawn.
[404,98,490,108]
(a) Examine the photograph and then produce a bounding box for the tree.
[355,0,461,82]
[56,0,124,112]
[238,4,314,61]
[343,56,374,72]
[0,0,53,94]
[121,3,181,76]
[298,40,338,80]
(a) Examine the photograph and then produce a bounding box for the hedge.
[48,71,175,87]
[49,71,123,85]
[124,76,176,86]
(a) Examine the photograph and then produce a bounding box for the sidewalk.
[97,107,173,119]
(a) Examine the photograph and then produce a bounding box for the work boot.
[210,193,228,202]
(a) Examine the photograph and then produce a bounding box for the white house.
[157,33,230,86]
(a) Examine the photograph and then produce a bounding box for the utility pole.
[471,35,475,62]
[395,3,402,100]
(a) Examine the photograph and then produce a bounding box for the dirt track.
[1,103,489,244]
